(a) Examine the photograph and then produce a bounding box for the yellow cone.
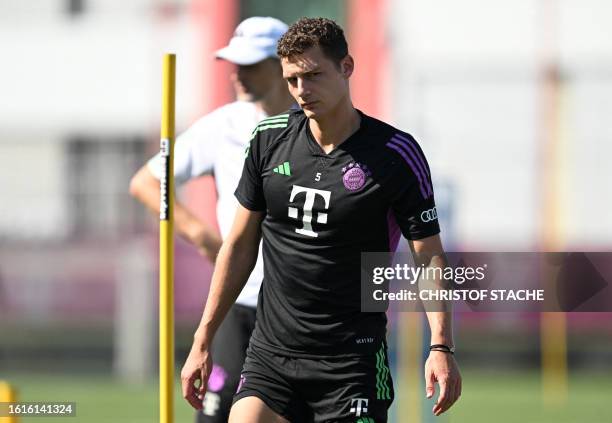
[0,381,19,423]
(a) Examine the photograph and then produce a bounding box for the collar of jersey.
[304,109,367,157]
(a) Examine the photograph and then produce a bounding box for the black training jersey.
[235,109,440,357]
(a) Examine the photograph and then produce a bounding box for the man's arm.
[180,204,264,410]
[409,234,462,416]
[129,165,222,261]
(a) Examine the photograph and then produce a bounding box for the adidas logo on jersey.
[273,161,291,176]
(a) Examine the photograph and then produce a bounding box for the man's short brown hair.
[277,17,348,67]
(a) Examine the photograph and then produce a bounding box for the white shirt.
[148,101,267,308]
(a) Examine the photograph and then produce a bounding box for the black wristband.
[429,344,455,354]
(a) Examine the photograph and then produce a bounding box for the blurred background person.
[130,16,294,423]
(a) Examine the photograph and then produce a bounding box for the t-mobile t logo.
[350,398,369,417]
[288,185,331,237]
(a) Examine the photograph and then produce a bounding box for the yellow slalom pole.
[540,65,568,407]
[0,381,19,423]
[159,53,176,423]
[398,314,422,423]
[537,0,568,407]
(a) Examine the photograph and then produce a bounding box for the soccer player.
[129,17,294,423]
[181,17,461,423]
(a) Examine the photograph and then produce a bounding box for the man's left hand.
[424,351,462,416]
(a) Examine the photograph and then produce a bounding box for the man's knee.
[229,396,289,423]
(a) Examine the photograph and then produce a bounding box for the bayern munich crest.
[342,162,371,192]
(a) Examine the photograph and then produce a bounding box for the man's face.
[231,58,282,101]
[281,45,353,119]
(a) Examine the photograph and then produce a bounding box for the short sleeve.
[146,115,218,185]
[234,134,266,211]
[386,133,440,240]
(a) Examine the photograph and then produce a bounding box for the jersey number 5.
[315,172,321,182]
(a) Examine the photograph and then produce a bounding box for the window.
[66,135,148,239]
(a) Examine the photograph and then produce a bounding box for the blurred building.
[1,0,611,378]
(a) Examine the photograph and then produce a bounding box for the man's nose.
[296,78,310,98]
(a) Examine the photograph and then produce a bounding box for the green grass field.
[433,370,612,423]
[2,369,611,422]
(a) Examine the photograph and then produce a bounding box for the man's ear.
[341,55,354,79]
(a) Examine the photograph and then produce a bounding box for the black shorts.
[232,342,394,423]
[196,303,256,423]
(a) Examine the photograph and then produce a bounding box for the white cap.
[215,17,288,65]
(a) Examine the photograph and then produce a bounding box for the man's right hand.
[180,206,263,410]
[181,344,213,410]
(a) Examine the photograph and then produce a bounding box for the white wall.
[389,0,612,249]
[0,3,200,134]
[0,1,204,240]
